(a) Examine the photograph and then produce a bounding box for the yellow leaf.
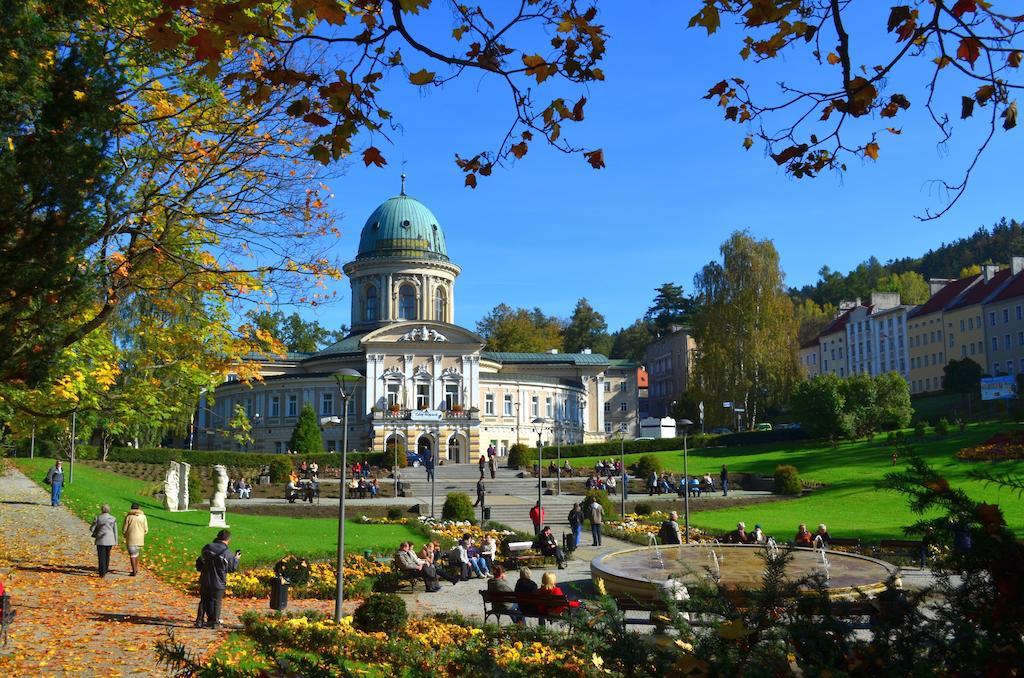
[742,136,753,150]
[73,90,86,101]
[864,142,880,160]
[408,69,435,86]
[826,52,840,65]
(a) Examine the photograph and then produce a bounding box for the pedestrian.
[122,502,149,577]
[90,504,118,577]
[474,476,485,507]
[589,499,604,546]
[478,453,487,476]
[487,444,497,480]
[195,529,240,629]
[424,451,434,482]
[44,460,64,506]
[567,502,584,548]
[720,464,729,497]
[529,501,544,535]
[891,450,899,466]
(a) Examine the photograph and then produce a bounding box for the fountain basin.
[591,544,898,603]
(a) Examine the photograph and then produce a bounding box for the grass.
[570,421,1024,542]
[12,458,423,585]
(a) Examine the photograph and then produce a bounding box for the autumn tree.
[563,298,611,355]
[689,1,1022,219]
[793,298,836,346]
[610,320,655,362]
[645,283,697,335]
[692,231,799,429]
[476,303,564,353]
[247,310,347,353]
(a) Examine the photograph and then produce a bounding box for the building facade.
[644,326,696,418]
[201,189,617,461]
[602,360,645,436]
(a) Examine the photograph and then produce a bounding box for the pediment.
[361,321,485,348]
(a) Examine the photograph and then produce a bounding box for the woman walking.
[90,504,118,577]
[122,503,149,576]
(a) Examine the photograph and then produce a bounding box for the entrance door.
[417,435,433,465]
[447,435,461,464]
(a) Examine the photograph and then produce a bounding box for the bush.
[441,492,476,522]
[915,421,927,438]
[935,418,950,436]
[633,502,653,516]
[506,443,534,469]
[273,555,311,586]
[634,454,662,480]
[583,489,617,522]
[772,465,802,496]
[269,457,293,483]
[187,468,203,503]
[288,404,324,455]
[386,507,404,521]
[352,593,407,634]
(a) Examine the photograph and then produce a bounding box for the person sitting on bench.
[814,524,831,548]
[395,541,441,592]
[486,564,523,624]
[301,480,317,503]
[237,477,252,499]
[537,526,567,569]
[794,523,813,547]
[536,571,579,624]
[514,567,539,616]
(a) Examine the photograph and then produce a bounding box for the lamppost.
[332,368,363,622]
[531,417,547,513]
[619,429,626,518]
[554,419,562,495]
[678,418,694,543]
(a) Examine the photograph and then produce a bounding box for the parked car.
[754,422,773,432]
[709,427,733,435]
[405,451,425,466]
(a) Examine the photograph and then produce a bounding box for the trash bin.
[269,576,289,610]
[482,507,492,521]
[563,532,576,554]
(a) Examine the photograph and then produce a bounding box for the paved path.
[0,466,335,676]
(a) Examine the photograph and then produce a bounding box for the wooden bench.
[479,589,577,626]
[393,564,428,592]
[875,539,926,567]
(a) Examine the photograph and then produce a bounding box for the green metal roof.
[356,194,448,261]
[481,351,610,366]
[307,333,367,358]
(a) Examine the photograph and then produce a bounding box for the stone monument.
[163,461,192,512]
[177,461,191,511]
[208,464,229,528]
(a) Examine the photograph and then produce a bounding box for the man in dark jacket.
[195,529,240,629]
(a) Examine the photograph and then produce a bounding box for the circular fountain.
[591,543,898,603]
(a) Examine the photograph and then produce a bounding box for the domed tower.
[343,177,460,332]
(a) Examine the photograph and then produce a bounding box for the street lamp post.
[332,368,363,623]
[531,417,547,513]
[619,430,626,518]
[678,418,694,543]
[555,420,562,495]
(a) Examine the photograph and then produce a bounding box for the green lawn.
[13,458,422,585]
[572,422,1024,542]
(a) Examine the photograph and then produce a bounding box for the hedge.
[527,427,809,461]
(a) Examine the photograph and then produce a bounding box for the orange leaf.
[522,54,551,84]
[584,149,605,169]
[408,69,435,86]
[510,142,528,159]
[464,174,477,189]
[957,37,981,67]
[864,142,880,160]
[826,52,840,65]
[362,146,387,168]
[1009,51,1022,68]
[951,0,977,18]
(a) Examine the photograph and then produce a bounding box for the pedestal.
[208,509,229,528]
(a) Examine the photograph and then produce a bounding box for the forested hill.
[792,217,1023,307]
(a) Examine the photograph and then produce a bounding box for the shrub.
[583,489,617,522]
[633,502,653,516]
[288,404,324,455]
[273,555,311,586]
[634,454,662,480]
[187,468,203,503]
[506,443,534,469]
[915,421,927,438]
[352,593,407,634]
[386,507,404,521]
[935,418,950,436]
[441,492,476,522]
[269,457,293,483]
[773,465,802,496]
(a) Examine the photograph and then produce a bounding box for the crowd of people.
[720,520,832,547]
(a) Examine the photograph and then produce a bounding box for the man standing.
[720,464,729,497]
[196,529,240,629]
[122,503,149,577]
[529,501,544,536]
[44,460,64,506]
[567,503,584,548]
[487,444,497,479]
[589,499,604,546]
[424,451,434,482]
[474,476,486,508]
[90,504,117,577]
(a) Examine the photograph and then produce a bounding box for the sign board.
[410,409,444,421]
[722,401,733,408]
[981,375,1017,401]
[734,408,745,413]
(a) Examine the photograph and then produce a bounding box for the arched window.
[364,285,377,321]
[399,284,416,320]
[434,287,447,322]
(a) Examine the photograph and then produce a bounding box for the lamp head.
[332,368,363,397]
[678,418,693,427]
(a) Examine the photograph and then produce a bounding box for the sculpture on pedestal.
[163,462,180,512]
[208,464,229,528]
[177,461,191,511]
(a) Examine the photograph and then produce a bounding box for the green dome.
[356,194,448,261]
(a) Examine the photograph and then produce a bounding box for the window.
[990,312,996,326]
[977,315,982,328]
[962,345,968,358]
[620,402,628,412]
[1020,358,1024,372]
[444,383,459,410]
[939,351,944,363]
[531,395,539,417]
[287,394,298,417]
[620,422,628,432]
[321,392,334,416]
[620,382,627,392]
[1007,334,1013,349]
[604,381,611,392]
[1018,305,1022,321]
[994,362,1002,373]
[503,394,513,416]
[968,317,974,330]
[970,343,976,355]
[546,397,553,418]
[416,383,430,409]
[386,382,400,408]
[992,337,999,351]
[398,284,416,320]
[960,319,965,332]
[949,335,955,347]
[604,422,612,433]
[274,441,283,454]
[364,285,378,321]
[485,393,495,415]
[270,396,280,417]
[1019,331,1024,346]
[434,287,447,321]
[1004,309,1010,323]
[604,402,611,414]
[1009,361,1016,374]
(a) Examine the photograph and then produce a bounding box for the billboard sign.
[981,375,1017,401]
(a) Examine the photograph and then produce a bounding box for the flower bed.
[604,511,712,545]
[957,431,1024,461]
[226,554,391,599]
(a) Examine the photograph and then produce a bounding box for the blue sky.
[302,2,1022,335]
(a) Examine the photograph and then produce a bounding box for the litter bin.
[563,532,576,554]
[270,576,289,610]
[482,507,492,521]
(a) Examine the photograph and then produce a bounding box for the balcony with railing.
[372,407,478,422]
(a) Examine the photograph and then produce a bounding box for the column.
[433,354,443,409]
[403,355,414,409]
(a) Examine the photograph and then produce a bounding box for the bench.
[875,539,926,567]
[393,564,427,592]
[479,589,577,626]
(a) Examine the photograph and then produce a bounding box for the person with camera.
[195,529,240,629]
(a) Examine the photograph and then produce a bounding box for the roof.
[239,350,313,362]
[481,351,610,366]
[307,332,367,358]
[799,337,820,350]
[986,270,1024,304]
[948,269,1012,310]
[817,307,856,338]
[356,194,448,261]
[908,275,979,318]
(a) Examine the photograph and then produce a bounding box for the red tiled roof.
[817,308,853,338]
[948,269,1012,309]
[986,270,1024,304]
[908,275,979,318]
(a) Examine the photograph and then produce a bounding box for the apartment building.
[942,266,1012,390]
[907,275,980,394]
[798,338,821,377]
[644,325,696,418]
[980,259,1024,377]
[817,303,871,377]
[603,360,645,437]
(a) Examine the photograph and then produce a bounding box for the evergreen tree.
[610,320,655,362]
[644,283,696,335]
[288,404,324,455]
[563,298,611,354]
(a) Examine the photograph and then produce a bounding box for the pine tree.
[563,298,611,354]
[288,404,324,454]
